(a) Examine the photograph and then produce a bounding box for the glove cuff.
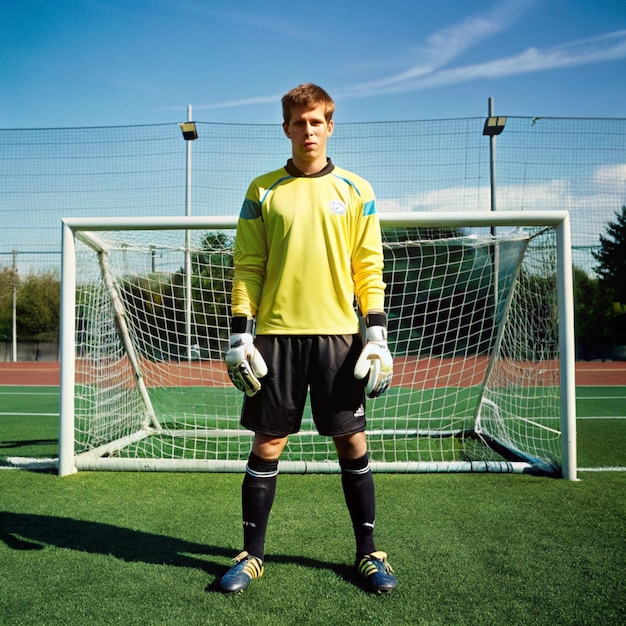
[365,311,387,329]
[230,332,253,348]
[231,316,254,334]
[365,325,387,343]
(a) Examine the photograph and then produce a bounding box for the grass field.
[1,381,625,625]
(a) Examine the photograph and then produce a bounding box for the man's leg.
[333,431,397,593]
[242,434,287,559]
[219,433,287,593]
[333,431,376,557]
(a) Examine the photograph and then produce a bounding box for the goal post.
[58,211,576,479]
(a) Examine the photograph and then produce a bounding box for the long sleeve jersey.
[231,159,386,335]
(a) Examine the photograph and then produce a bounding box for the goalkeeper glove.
[224,318,268,397]
[354,312,393,398]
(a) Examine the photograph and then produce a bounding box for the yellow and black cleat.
[356,551,397,594]
[219,551,264,594]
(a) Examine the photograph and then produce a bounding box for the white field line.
[576,416,626,419]
[1,457,58,470]
[0,412,58,416]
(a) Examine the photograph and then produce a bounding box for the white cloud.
[347,0,536,93]
[195,1,626,110]
[377,173,623,256]
[593,163,626,192]
[194,93,281,112]
[377,179,575,214]
[379,186,489,213]
[344,28,626,96]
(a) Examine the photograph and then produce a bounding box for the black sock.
[339,453,376,558]
[241,452,278,561]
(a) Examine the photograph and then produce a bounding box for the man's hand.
[354,315,393,398]
[224,332,268,397]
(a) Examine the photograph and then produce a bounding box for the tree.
[572,266,614,358]
[592,205,626,305]
[590,206,626,354]
[0,268,61,343]
[0,267,18,341]
[16,272,61,341]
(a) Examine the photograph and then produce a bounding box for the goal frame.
[58,211,577,479]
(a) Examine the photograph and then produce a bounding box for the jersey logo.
[329,200,346,215]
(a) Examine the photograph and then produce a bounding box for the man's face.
[283,103,334,170]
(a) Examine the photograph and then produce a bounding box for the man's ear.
[283,122,290,138]
[327,119,334,136]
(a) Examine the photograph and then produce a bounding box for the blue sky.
[1,0,625,128]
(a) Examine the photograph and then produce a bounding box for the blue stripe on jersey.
[240,198,261,220]
[331,173,377,216]
[260,175,293,207]
[332,173,361,196]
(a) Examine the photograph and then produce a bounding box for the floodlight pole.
[483,97,507,219]
[488,98,498,308]
[488,97,497,219]
[483,97,508,344]
[11,250,17,362]
[182,105,195,362]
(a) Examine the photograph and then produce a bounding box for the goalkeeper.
[221,83,396,595]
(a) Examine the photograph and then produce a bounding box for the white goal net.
[59,212,576,478]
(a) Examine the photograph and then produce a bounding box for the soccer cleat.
[356,551,397,594]
[219,551,264,594]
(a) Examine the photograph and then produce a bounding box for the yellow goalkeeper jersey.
[232,159,386,335]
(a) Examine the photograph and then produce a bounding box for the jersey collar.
[285,158,335,178]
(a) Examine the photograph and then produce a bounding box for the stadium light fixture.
[179,121,198,141]
[483,116,507,137]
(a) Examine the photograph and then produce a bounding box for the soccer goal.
[58,211,576,479]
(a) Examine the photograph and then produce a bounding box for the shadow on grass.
[0,512,355,591]
[0,438,58,450]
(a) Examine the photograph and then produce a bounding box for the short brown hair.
[281,83,335,124]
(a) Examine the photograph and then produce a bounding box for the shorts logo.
[355,404,365,418]
[329,200,346,215]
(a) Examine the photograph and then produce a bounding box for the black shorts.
[240,334,367,438]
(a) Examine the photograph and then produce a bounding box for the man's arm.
[226,186,269,395]
[231,193,267,318]
[350,187,391,397]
